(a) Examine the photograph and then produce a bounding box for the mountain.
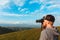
[0,23,40,34]
[0,26,14,34]
[0,24,40,28]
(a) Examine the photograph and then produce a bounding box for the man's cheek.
[43,23,45,26]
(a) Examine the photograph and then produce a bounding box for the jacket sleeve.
[39,31,48,40]
[53,30,60,36]
[53,27,60,36]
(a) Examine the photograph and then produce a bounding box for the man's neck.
[46,24,53,28]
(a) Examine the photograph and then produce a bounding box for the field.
[0,26,60,40]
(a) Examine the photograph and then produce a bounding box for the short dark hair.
[44,14,55,22]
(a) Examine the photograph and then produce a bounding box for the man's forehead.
[44,19,52,23]
[44,20,48,22]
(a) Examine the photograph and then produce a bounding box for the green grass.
[0,27,60,40]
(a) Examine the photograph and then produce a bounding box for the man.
[39,15,59,40]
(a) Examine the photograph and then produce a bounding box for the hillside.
[0,27,60,40]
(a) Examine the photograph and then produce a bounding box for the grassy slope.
[0,27,60,40]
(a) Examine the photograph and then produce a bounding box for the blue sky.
[0,0,60,26]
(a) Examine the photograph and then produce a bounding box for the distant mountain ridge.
[0,24,40,28]
[0,23,40,35]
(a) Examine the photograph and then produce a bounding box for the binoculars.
[36,16,45,24]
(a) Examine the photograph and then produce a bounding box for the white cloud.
[40,0,47,3]
[46,0,60,9]
[47,5,60,9]
[18,7,21,10]
[0,0,11,10]
[0,12,34,17]
[29,0,40,4]
[54,16,60,26]
[42,0,60,10]
[0,12,23,16]
[13,0,26,6]
[0,20,38,25]
[30,0,60,10]
[20,8,28,12]
[40,5,45,11]
[18,8,30,14]
[0,0,9,6]
[0,20,27,24]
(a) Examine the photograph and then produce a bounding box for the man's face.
[42,20,48,28]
